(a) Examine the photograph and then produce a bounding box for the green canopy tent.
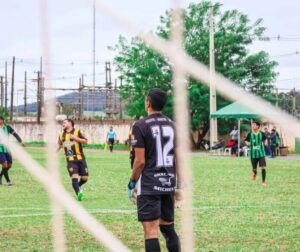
[211,101,260,156]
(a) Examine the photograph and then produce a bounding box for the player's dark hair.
[0,116,4,121]
[253,121,261,127]
[64,118,74,127]
[147,88,167,111]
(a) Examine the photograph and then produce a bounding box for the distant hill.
[14,91,120,112]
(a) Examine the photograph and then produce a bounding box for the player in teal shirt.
[106,126,117,152]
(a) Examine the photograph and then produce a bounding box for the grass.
[25,141,129,150]
[0,148,299,251]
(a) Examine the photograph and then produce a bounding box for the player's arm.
[8,126,25,146]
[57,135,63,152]
[127,123,144,197]
[70,130,88,144]
[130,148,145,181]
[244,133,250,146]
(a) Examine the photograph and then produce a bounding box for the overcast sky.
[1,0,300,105]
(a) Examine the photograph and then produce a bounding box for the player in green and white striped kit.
[0,116,25,186]
[245,121,268,187]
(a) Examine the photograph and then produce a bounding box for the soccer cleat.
[262,181,267,187]
[7,181,13,186]
[252,173,257,181]
[77,190,84,201]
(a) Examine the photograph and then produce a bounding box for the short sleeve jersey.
[245,131,266,158]
[59,128,87,162]
[132,113,176,196]
[107,131,116,139]
[0,125,20,153]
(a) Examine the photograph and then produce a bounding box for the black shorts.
[137,194,175,222]
[67,159,89,177]
[251,157,266,169]
[0,152,12,164]
[108,139,115,145]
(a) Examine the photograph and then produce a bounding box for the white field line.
[0,132,131,252]
[0,205,299,218]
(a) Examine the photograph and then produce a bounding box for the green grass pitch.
[0,148,299,251]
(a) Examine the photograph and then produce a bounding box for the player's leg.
[137,195,161,252]
[159,194,180,252]
[1,153,13,185]
[259,157,267,186]
[251,158,258,180]
[271,145,276,158]
[111,139,115,152]
[142,220,161,252]
[67,162,81,197]
[78,160,89,187]
[0,153,7,185]
[5,153,13,185]
[77,160,89,201]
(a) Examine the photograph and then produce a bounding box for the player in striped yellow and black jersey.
[245,121,268,187]
[58,119,89,201]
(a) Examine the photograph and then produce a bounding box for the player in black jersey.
[128,88,181,252]
[58,119,89,201]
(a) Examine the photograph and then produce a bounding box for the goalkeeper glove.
[127,179,136,199]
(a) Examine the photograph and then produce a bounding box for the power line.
[271,51,300,58]
[258,35,300,42]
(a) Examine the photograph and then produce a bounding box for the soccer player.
[0,116,25,186]
[106,126,117,152]
[128,125,135,169]
[128,88,181,252]
[245,121,268,187]
[58,119,89,201]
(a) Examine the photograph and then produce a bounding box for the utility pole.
[82,74,85,118]
[92,0,96,118]
[209,3,218,149]
[4,61,8,109]
[79,77,83,119]
[0,76,3,107]
[24,72,27,116]
[114,79,118,115]
[275,88,279,108]
[10,56,15,123]
[105,62,112,117]
[292,88,296,116]
[119,77,123,119]
[37,71,41,124]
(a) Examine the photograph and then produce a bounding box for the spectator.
[270,128,279,158]
[230,126,239,144]
[272,126,280,156]
[264,127,271,156]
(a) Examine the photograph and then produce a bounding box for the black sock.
[253,169,257,175]
[0,169,3,177]
[72,178,80,195]
[2,169,10,183]
[79,178,87,187]
[145,238,161,252]
[262,169,266,182]
[160,224,181,252]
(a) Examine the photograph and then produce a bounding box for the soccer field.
[0,148,299,252]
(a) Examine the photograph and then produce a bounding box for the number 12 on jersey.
[151,125,174,167]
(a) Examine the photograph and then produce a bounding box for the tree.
[0,107,9,122]
[112,1,278,148]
